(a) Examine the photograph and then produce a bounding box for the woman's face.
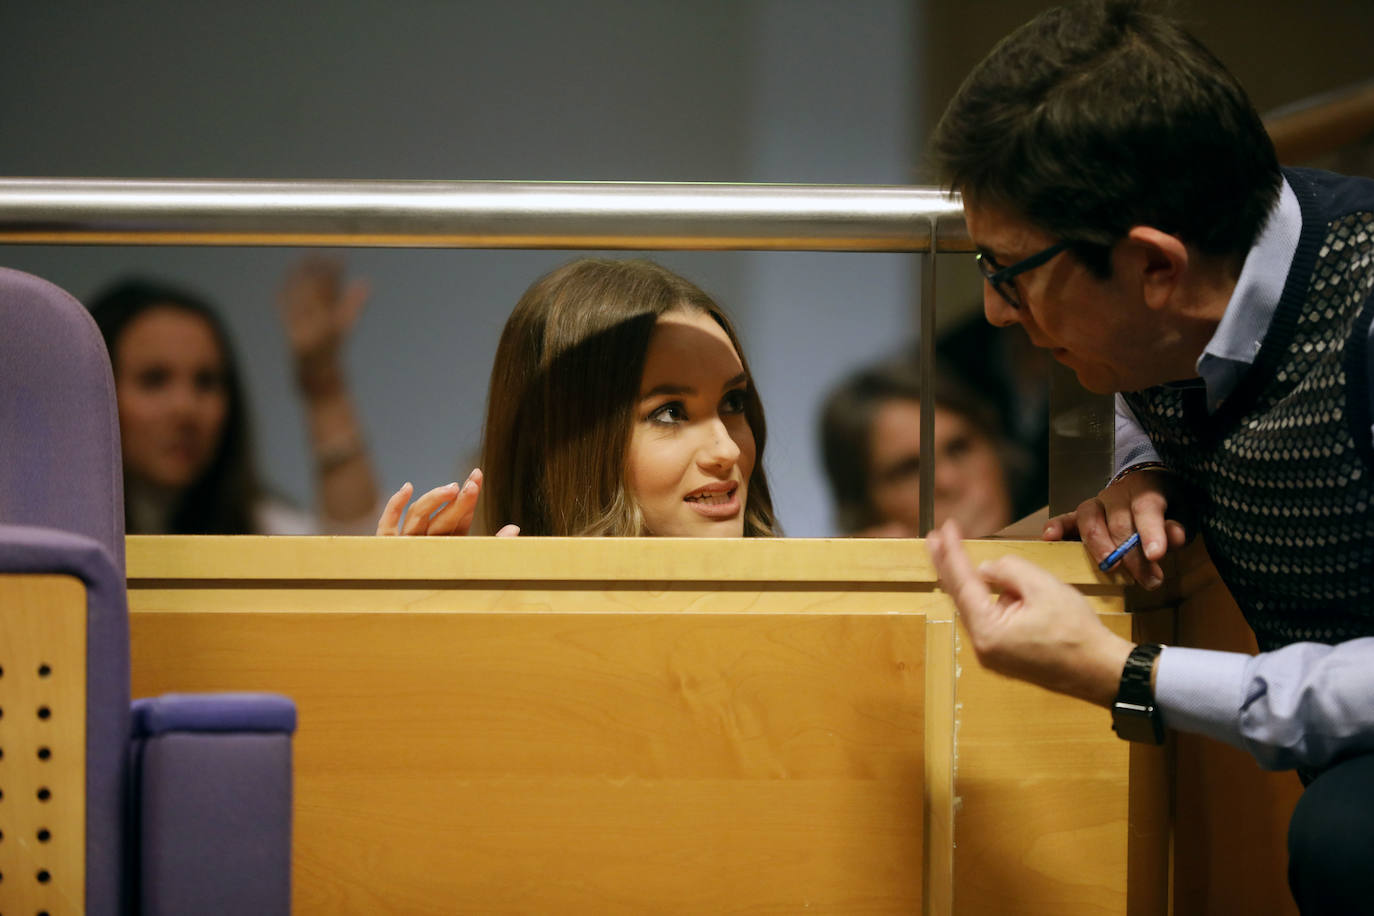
[867,399,1011,538]
[113,306,230,491]
[626,309,756,537]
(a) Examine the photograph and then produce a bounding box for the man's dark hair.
[930,0,1281,276]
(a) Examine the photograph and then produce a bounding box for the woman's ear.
[1124,226,1188,312]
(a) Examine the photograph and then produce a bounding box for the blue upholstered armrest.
[132,692,297,736]
[132,706,295,916]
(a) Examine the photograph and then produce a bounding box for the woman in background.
[91,257,379,534]
[819,359,1021,538]
[378,258,778,538]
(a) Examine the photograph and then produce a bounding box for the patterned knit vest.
[1123,170,1374,652]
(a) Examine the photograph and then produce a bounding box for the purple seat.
[0,267,125,571]
[0,267,295,915]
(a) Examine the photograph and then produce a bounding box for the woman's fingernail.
[1144,575,1162,590]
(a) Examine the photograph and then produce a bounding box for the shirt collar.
[1195,177,1302,412]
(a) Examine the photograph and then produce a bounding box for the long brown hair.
[479,258,777,537]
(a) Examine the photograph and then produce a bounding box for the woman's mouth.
[684,483,741,519]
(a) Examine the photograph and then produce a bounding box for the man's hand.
[1043,467,1191,589]
[928,519,1134,707]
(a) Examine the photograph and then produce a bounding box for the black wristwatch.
[1111,642,1165,744]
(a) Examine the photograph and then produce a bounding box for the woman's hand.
[1042,467,1191,590]
[279,256,370,399]
[375,468,520,537]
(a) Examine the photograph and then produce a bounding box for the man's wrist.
[1108,461,1169,487]
[1079,635,1136,708]
[1111,642,1166,744]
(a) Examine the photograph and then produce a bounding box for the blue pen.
[1099,531,1141,572]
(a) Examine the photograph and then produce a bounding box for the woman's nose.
[167,381,199,414]
[933,458,961,497]
[697,417,741,471]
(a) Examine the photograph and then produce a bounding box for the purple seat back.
[0,267,125,573]
[0,266,130,914]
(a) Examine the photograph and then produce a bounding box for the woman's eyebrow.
[640,372,746,400]
[640,382,694,399]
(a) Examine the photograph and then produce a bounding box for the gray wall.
[0,0,920,536]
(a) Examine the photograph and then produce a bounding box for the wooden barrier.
[1164,542,1304,916]
[125,535,1170,915]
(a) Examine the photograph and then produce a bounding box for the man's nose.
[983,283,1020,328]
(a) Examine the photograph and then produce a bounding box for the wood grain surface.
[126,536,1163,915]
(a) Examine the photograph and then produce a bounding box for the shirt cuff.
[1155,646,1250,749]
[1113,395,1161,475]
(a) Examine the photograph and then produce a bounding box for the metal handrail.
[0,177,1027,536]
[0,178,971,252]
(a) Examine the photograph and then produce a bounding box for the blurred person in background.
[820,358,1025,537]
[90,256,379,534]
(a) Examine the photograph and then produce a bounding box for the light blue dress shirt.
[1114,177,1374,770]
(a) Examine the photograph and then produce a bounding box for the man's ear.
[1124,226,1188,312]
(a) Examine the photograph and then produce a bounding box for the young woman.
[378,258,779,538]
[819,359,1020,538]
[91,259,379,534]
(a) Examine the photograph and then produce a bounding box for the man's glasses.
[975,240,1070,309]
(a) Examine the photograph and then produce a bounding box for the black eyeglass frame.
[975,240,1070,309]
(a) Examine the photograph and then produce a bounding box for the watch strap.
[1111,642,1165,744]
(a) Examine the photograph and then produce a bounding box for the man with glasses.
[925,1,1374,913]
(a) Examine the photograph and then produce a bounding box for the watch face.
[1112,701,1165,745]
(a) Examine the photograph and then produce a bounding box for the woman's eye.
[135,367,170,390]
[881,456,921,485]
[721,389,748,414]
[648,401,688,425]
[193,369,225,394]
[943,435,974,460]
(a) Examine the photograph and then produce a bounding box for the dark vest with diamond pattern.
[1123,169,1374,652]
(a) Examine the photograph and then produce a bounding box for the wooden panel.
[1169,542,1302,916]
[125,535,1165,915]
[952,600,1166,916]
[128,586,937,615]
[922,618,956,916]
[125,534,1112,585]
[1127,611,1176,916]
[132,608,928,914]
[0,574,86,916]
